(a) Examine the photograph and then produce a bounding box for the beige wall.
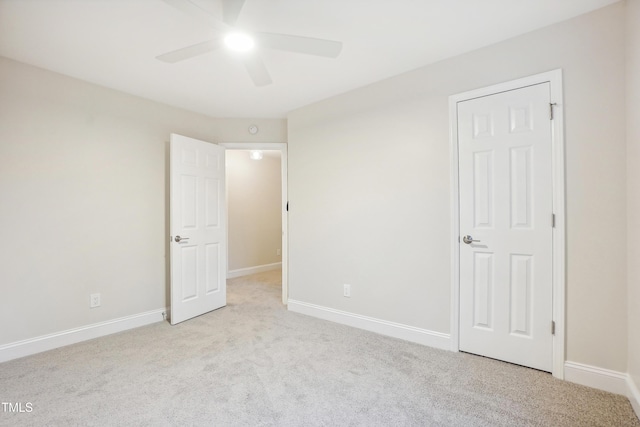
[288,3,627,371]
[227,150,282,271]
[0,56,287,346]
[1,2,635,380]
[627,0,640,389]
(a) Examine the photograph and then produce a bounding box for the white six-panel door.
[458,83,553,371]
[170,134,226,325]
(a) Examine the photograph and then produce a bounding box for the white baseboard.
[287,299,451,351]
[564,361,629,395]
[628,374,640,420]
[0,308,168,363]
[551,362,640,420]
[227,262,282,279]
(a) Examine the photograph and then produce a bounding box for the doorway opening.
[221,142,288,305]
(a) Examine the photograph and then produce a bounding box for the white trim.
[219,142,288,305]
[564,361,628,396]
[227,262,282,279]
[565,361,640,418]
[628,375,640,419]
[287,299,451,351]
[449,69,566,379]
[449,93,461,353]
[0,308,168,363]
[549,70,567,378]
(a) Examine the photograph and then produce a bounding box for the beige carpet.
[0,269,638,426]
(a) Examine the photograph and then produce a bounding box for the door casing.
[220,142,288,305]
[449,69,566,378]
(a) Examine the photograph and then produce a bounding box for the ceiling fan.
[157,0,343,86]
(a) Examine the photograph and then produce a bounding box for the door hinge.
[552,213,556,228]
[549,103,557,120]
[551,320,556,335]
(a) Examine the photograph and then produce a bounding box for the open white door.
[170,134,226,325]
[457,83,553,371]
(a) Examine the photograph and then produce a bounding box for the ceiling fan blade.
[255,32,343,58]
[161,0,227,32]
[156,39,221,63]
[222,0,246,26]
[241,55,272,87]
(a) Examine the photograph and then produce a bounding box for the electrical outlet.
[276,248,281,256]
[343,284,351,298]
[90,293,101,308]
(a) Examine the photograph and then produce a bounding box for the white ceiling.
[0,0,619,119]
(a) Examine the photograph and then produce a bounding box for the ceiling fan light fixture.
[224,32,255,52]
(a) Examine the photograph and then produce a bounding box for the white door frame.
[448,69,566,379]
[219,142,288,305]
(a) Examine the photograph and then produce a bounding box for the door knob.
[462,235,480,244]
[174,235,189,243]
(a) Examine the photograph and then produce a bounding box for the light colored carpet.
[0,269,638,426]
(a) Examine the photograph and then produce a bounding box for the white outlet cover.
[90,293,101,308]
[343,284,351,297]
